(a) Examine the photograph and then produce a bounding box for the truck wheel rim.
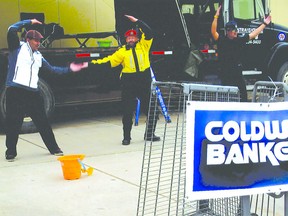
[283,71,288,84]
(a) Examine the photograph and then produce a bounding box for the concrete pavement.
[0,112,147,216]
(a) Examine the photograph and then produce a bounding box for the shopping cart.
[249,81,288,216]
[137,81,242,216]
[252,81,288,102]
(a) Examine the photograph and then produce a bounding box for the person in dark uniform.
[211,5,271,101]
[5,19,87,161]
[90,15,160,145]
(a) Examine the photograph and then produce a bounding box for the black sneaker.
[6,154,16,162]
[52,149,64,156]
[145,134,161,142]
[122,139,130,145]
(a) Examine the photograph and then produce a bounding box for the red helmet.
[125,29,138,38]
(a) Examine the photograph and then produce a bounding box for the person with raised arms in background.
[211,5,271,102]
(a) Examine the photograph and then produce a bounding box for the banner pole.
[150,67,171,123]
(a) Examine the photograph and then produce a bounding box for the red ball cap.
[25,30,44,40]
[125,29,138,38]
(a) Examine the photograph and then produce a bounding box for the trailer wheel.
[277,62,288,84]
[0,79,55,134]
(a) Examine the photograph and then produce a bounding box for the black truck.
[0,0,288,133]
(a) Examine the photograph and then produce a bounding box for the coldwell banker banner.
[186,101,288,200]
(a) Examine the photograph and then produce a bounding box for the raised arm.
[125,15,153,40]
[7,19,42,51]
[249,15,271,40]
[211,6,221,41]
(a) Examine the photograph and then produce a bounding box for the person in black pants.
[211,5,271,102]
[5,19,87,161]
[89,15,160,145]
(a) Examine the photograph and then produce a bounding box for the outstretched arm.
[249,15,271,40]
[42,59,88,74]
[211,5,221,41]
[70,62,88,72]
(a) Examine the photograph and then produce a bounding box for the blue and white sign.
[186,101,288,200]
[278,32,286,41]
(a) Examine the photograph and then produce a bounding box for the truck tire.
[277,62,288,84]
[0,79,55,134]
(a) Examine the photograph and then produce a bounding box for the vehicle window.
[233,0,264,20]
[181,2,218,15]
[182,4,195,14]
[181,0,220,60]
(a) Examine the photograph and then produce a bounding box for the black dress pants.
[121,70,159,140]
[5,87,60,156]
[220,64,248,102]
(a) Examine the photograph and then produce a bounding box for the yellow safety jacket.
[91,31,153,76]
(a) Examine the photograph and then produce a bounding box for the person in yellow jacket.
[90,15,160,145]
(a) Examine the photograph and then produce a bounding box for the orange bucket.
[57,154,85,180]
